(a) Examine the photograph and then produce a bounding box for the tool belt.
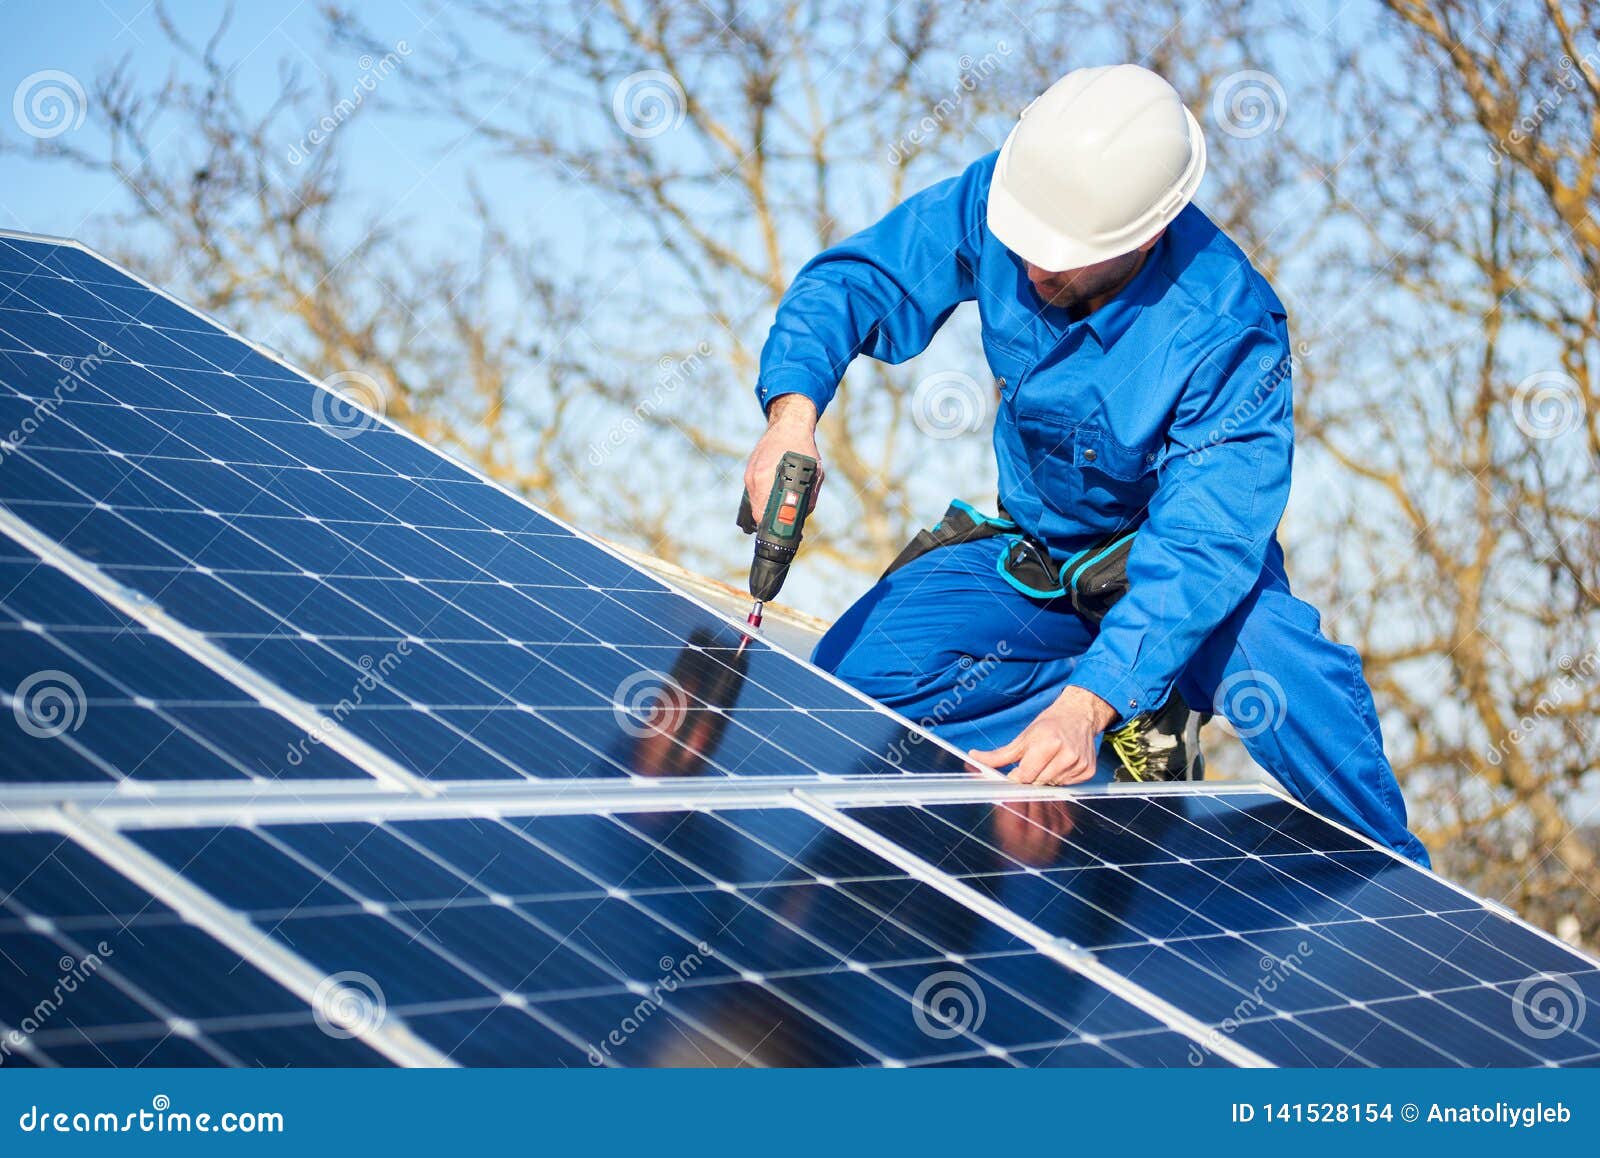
[881,499,1205,783]
[881,499,1138,625]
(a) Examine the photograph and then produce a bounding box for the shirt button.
[1128,699,1139,709]
[995,377,1006,389]
[1082,448,1097,463]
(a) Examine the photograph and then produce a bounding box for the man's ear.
[1136,228,1167,254]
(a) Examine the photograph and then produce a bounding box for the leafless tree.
[1296,0,1600,938]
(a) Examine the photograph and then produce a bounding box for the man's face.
[1023,238,1157,310]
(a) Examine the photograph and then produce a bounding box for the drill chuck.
[748,544,796,603]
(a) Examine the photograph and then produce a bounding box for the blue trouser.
[812,536,1429,866]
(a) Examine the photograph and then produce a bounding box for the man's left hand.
[967,686,1119,786]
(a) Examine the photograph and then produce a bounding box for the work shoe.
[1104,691,1206,782]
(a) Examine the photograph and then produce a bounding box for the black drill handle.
[736,491,759,535]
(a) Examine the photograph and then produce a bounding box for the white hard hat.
[987,65,1207,271]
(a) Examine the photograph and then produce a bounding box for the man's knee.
[812,594,910,696]
[812,620,952,708]
[812,545,1010,694]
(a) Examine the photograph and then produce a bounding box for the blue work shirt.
[756,151,1294,720]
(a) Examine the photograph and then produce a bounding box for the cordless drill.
[736,451,819,629]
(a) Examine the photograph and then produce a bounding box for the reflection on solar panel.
[113,804,1217,1067]
[0,232,1594,1068]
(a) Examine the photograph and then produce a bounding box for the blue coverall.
[757,152,1429,865]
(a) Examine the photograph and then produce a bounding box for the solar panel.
[1,231,1594,1070]
[0,801,1230,1068]
[0,233,968,784]
[839,790,1600,1066]
[0,527,373,785]
[0,828,392,1065]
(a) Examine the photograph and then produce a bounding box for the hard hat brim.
[985,105,1207,271]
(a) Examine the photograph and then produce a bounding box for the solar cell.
[841,790,1600,1066]
[0,234,969,784]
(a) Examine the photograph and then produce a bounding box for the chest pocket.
[1011,411,1162,522]
[982,334,1029,403]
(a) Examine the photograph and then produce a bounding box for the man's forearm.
[765,393,819,430]
[1053,684,1119,731]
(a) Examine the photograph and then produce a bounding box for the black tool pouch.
[879,501,1018,581]
[1065,530,1137,624]
[883,500,1139,626]
[993,528,1138,624]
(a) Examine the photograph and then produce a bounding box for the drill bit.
[736,600,764,655]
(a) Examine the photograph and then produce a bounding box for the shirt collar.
[1081,237,1168,350]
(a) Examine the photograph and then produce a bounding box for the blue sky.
[0,2,488,247]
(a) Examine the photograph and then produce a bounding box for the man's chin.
[1034,287,1087,310]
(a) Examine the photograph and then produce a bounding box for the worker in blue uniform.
[743,65,1428,864]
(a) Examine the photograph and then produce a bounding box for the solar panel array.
[1,231,1595,1068]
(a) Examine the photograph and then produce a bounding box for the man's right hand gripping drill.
[744,394,824,519]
